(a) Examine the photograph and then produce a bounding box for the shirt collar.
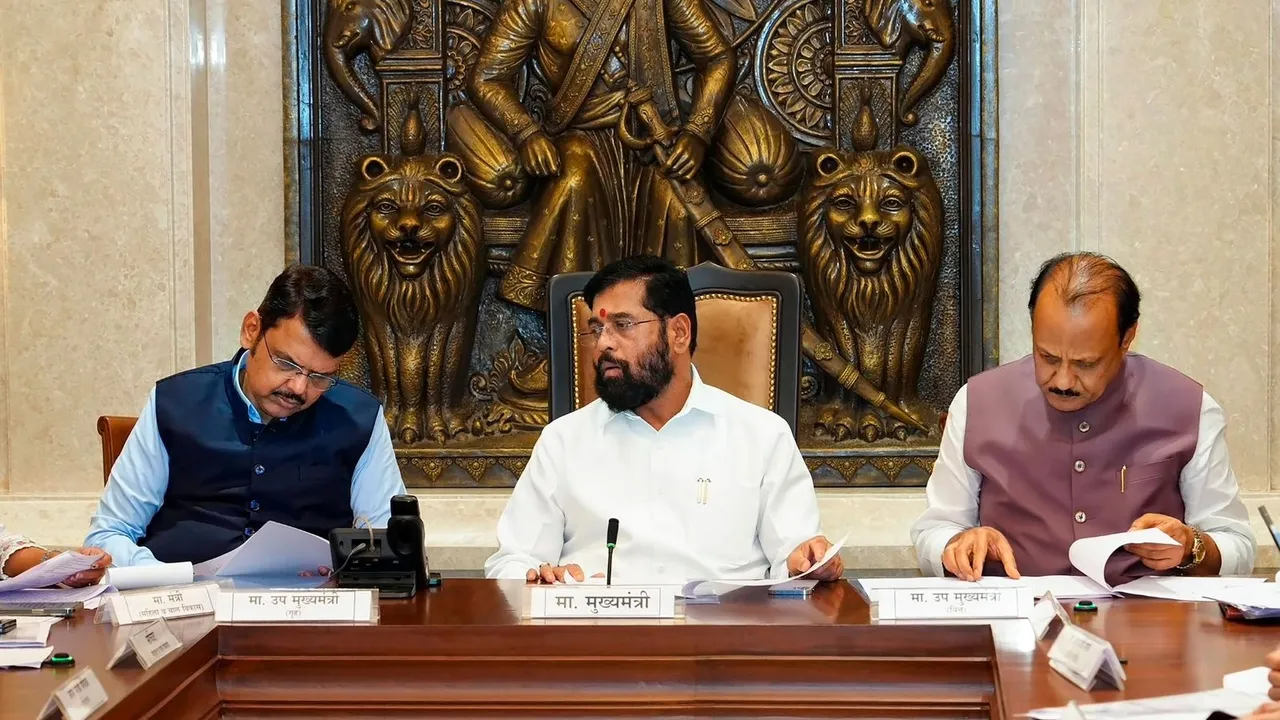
[602,365,721,427]
[233,350,266,425]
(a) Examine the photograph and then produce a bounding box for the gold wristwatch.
[1175,527,1205,572]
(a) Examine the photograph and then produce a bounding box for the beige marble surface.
[0,0,193,494]
[1097,0,1272,493]
[208,0,286,358]
[0,0,284,494]
[995,0,1078,361]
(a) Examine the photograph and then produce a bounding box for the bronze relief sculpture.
[297,0,996,487]
[800,113,942,441]
[863,0,954,125]
[341,105,486,444]
[323,0,415,131]
[460,0,739,311]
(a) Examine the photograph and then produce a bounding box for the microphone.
[606,518,619,586]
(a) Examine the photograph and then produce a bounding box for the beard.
[594,330,675,413]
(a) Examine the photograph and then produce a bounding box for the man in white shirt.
[485,255,843,584]
[911,252,1254,585]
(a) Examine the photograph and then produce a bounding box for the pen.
[1120,465,1126,494]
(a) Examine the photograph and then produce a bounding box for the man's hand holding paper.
[1125,512,1218,573]
[786,536,844,582]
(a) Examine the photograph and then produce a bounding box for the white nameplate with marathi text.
[214,589,377,623]
[107,618,183,670]
[527,585,677,619]
[37,668,109,720]
[103,582,219,626]
[874,584,1035,621]
[1047,624,1126,691]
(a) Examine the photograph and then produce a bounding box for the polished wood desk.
[2,580,1276,719]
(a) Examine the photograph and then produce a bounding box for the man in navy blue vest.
[86,265,405,566]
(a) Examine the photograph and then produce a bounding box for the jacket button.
[1074,511,1087,523]
[1073,460,1085,472]
[244,527,255,537]
[249,500,260,512]
[1078,421,1090,433]
[254,464,265,475]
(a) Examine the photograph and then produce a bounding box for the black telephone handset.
[387,494,429,590]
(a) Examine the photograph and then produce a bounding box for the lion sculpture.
[799,145,944,442]
[341,141,485,445]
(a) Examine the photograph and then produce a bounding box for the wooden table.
[2,579,1276,719]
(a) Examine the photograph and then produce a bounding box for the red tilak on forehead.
[598,308,607,319]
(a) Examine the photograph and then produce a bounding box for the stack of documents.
[681,532,848,601]
[0,585,108,609]
[0,552,100,593]
[1199,583,1280,619]
[0,617,61,669]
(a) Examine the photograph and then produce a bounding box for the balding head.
[1028,252,1141,339]
[1027,252,1140,413]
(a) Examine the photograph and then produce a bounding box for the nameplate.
[526,585,676,619]
[874,584,1035,621]
[107,618,182,670]
[103,582,219,626]
[37,668,108,720]
[214,589,377,623]
[1030,591,1073,639]
[1047,624,1126,691]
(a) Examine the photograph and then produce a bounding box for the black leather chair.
[547,262,802,435]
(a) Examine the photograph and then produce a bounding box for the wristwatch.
[1175,527,1205,572]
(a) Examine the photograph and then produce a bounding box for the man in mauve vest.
[86,265,405,567]
[912,252,1254,585]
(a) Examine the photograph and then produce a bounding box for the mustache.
[273,390,305,406]
[596,352,628,371]
[1048,387,1081,397]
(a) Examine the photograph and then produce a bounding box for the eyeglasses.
[262,336,339,391]
[577,317,662,345]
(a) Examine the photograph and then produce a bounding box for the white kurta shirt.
[911,385,1257,577]
[485,369,823,584]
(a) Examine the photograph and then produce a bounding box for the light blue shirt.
[86,353,406,567]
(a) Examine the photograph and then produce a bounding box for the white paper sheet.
[1066,529,1180,591]
[105,562,194,591]
[0,646,54,669]
[1223,666,1271,696]
[1200,583,1280,610]
[0,552,101,592]
[0,616,61,647]
[1021,575,1115,599]
[1027,688,1264,719]
[0,585,108,607]
[1112,575,1267,602]
[682,531,848,597]
[192,521,330,577]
